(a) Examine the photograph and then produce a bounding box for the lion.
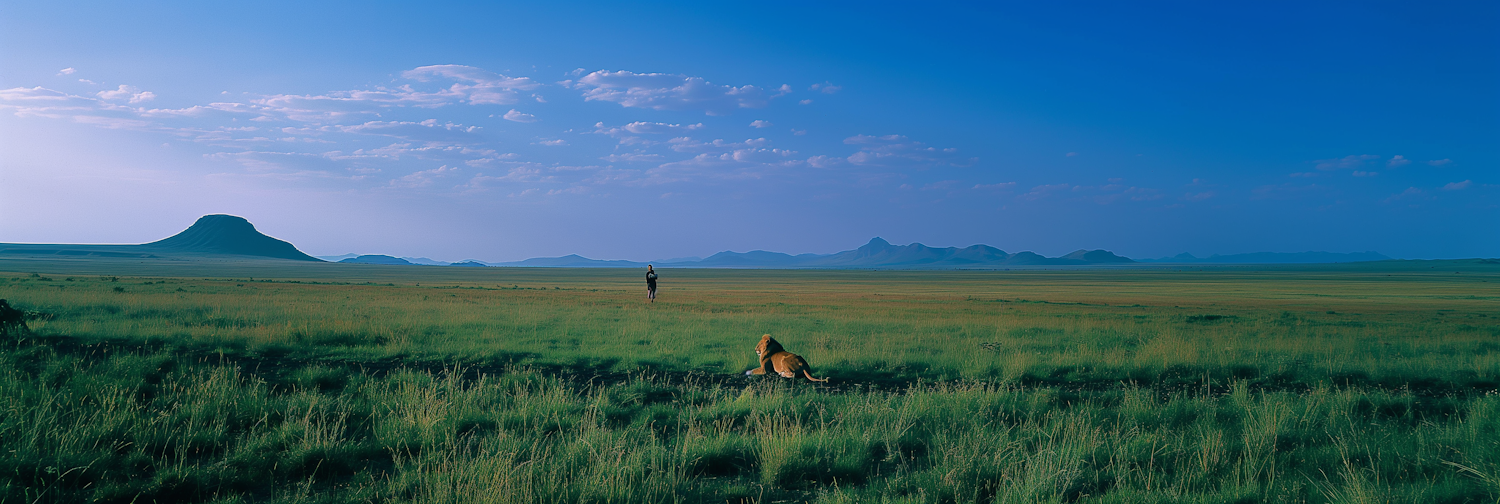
[743,334,828,382]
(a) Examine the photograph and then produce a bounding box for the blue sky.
[1,2,1494,261]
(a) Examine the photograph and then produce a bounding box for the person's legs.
[648,288,656,301]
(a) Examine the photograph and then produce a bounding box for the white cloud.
[1183,191,1215,201]
[503,109,537,123]
[536,139,567,146]
[973,182,1017,190]
[391,164,459,187]
[842,134,974,169]
[1314,154,1378,170]
[1021,183,1074,200]
[791,129,807,135]
[806,155,844,169]
[331,119,481,143]
[1383,187,1423,203]
[229,65,541,123]
[668,137,769,153]
[1444,180,1472,190]
[1388,155,1410,167]
[799,99,813,105]
[58,68,76,75]
[1428,159,1452,166]
[570,70,780,115]
[592,121,704,140]
[646,148,799,183]
[1352,170,1376,177]
[96,85,155,103]
[749,120,772,128]
[0,86,83,104]
[401,65,540,105]
[601,153,664,163]
[810,82,841,94]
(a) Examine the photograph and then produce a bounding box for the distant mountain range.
[476,238,1136,269]
[0,214,1405,269]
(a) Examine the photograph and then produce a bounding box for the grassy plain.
[1,259,1498,502]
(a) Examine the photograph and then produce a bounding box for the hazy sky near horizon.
[1,2,1495,262]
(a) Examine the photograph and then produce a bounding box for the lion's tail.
[802,368,829,383]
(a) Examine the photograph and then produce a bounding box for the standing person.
[646,265,658,302]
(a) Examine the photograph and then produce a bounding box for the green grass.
[1,262,1498,502]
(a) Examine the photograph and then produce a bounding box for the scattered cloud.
[799,99,813,105]
[601,153,664,163]
[1290,172,1318,178]
[595,121,704,136]
[3,66,988,199]
[1388,155,1410,167]
[331,119,481,143]
[809,82,841,94]
[1065,152,1078,157]
[1428,158,1452,166]
[391,164,459,187]
[503,109,537,123]
[805,155,844,169]
[97,85,155,103]
[592,121,704,145]
[843,134,974,169]
[401,64,540,105]
[1444,180,1472,191]
[1183,191,1215,201]
[1383,187,1423,203]
[567,70,781,115]
[1352,170,1376,177]
[1314,154,1378,170]
[668,137,769,153]
[1022,183,1074,200]
[58,68,76,75]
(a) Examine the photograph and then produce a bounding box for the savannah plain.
[2,259,1499,503]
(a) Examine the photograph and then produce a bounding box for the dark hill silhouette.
[494,254,647,268]
[804,238,1130,268]
[143,215,320,261]
[338,255,412,265]
[698,250,820,267]
[1062,249,1134,264]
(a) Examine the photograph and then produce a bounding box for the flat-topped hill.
[0,214,321,262]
